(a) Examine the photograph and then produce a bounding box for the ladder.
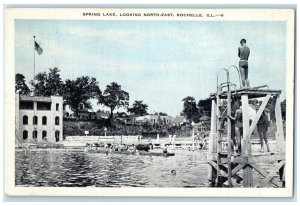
[216,81,235,187]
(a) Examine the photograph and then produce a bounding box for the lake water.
[15,149,281,187]
[15,149,209,187]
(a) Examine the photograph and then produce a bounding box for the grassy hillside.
[63,119,196,139]
[63,119,285,140]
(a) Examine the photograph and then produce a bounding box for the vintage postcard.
[4,8,295,197]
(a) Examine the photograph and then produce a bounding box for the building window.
[42,116,47,125]
[56,103,59,111]
[32,130,38,139]
[55,130,60,142]
[20,101,34,110]
[37,102,51,110]
[23,115,28,125]
[42,130,47,140]
[23,130,28,140]
[33,116,38,125]
[55,117,59,125]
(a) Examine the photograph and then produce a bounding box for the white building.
[15,94,63,144]
[63,104,75,118]
[134,114,173,125]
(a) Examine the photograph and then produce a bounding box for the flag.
[35,41,43,55]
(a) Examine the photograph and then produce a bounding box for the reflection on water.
[15,150,208,187]
[15,149,281,187]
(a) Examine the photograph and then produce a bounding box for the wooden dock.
[207,87,285,188]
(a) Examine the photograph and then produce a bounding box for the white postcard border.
[4,8,295,197]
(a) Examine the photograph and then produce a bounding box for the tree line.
[15,67,212,124]
[15,68,149,124]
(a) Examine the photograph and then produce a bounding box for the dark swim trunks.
[257,122,268,133]
[239,60,248,69]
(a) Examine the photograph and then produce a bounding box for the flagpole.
[33,36,35,81]
[33,36,36,128]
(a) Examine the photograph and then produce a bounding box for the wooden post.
[279,161,285,187]
[216,96,221,154]
[227,90,232,186]
[242,94,253,187]
[208,98,217,185]
[209,99,217,153]
[241,94,250,155]
[216,95,221,185]
[274,95,285,153]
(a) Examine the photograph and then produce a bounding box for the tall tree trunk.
[109,107,114,125]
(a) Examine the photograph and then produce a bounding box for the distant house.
[63,104,75,118]
[64,102,96,120]
[113,112,131,124]
[127,114,136,125]
[96,111,110,120]
[134,116,146,124]
[172,115,188,126]
[134,114,173,125]
[89,112,97,120]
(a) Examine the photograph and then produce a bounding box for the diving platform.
[207,74,285,188]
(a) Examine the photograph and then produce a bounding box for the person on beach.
[238,39,250,88]
[163,144,168,153]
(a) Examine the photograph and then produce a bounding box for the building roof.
[113,112,129,118]
[134,116,144,121]
[199,115,211,121]
[96,111,110,119]
[172,116,186,124]
[19,95,54,102]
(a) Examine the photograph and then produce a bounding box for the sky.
[15,20,286,116]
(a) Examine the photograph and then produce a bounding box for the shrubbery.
[63,119,197,139]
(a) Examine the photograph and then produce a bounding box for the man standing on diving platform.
[238,39,250,88]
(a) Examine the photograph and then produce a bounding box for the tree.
[63,76,101,116]
[30,72,48,96]
[127,100,148,116]
[98,82,129,123]
[198,98,212,117]
[30,67,64,96]
[46,67,64,95]
[154,112,168,116]
[181,96,200,123]
[15,73,31,95]
[159,112,168,116]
